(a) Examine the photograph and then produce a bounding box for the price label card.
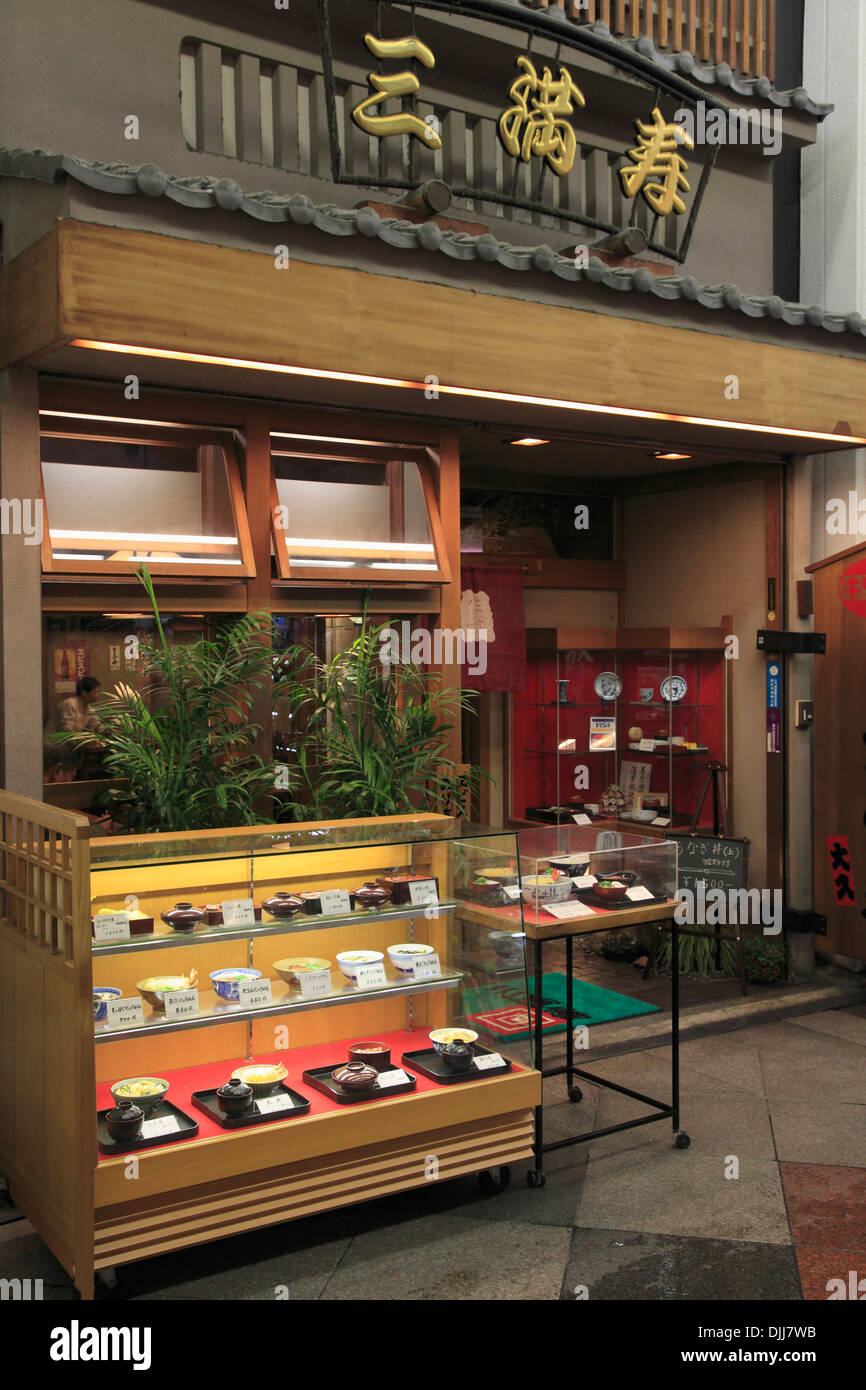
[572,814,592,826]
[574,874,597,889]
[410,952,441,981]
[298,969,332,1000]
[237,979,273,1009]
[141,1114,179,1138]
[319,888,352,916]
[93,912,131,943]
[256,1093,294,1114]
[106,997,144,1029]
[376,1068,409,1089]
[638,739,656,752]
[502,884,523,901]
[354,962,388,991]
[473,1052,505,1071]
[163,988,200,1020]
[652,817,671,827]
[627,885,655,902]
[408,879,438,907]
[220,898,257,929]
[544,900,597,920]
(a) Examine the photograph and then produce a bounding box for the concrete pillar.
[802,0,866,314]
[786,454,816,979]
[0,367,43,798]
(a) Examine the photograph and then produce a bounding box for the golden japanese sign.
[619,108,694,215]
[351,34,442,149]
[498,56,585,176]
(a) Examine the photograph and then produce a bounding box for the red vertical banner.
[827,836,856,906]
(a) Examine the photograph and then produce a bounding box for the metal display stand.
[527,906,689,1189]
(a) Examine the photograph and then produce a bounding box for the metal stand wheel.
[674,1132,691,1150]
[478,1166,511,1194]
[96,1266,118,1291]
[527,1169,546,1188]
[568,1086,583,1103]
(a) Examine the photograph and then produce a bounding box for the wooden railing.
[524,1,776,81]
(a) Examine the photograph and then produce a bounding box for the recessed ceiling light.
[508,437,550,447]
[653,451,692,460]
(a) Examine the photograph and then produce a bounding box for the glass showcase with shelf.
[512,625,730,831]
[0,802,541,1297]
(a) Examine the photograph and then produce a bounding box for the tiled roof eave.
[1,147,863,341]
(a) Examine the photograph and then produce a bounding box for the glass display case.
[513,625,730,831]
[0,800,541,1299]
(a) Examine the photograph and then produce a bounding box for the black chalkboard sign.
[670,834,750,893]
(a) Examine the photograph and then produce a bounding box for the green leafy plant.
[276,615,488,821]
[54,567,287,833]
[742,934,787,985]
[656,928,738,976]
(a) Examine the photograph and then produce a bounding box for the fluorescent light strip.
[288,558,345,568]
[53,553,242,566]
[282,538,434,554]
[272,432,419,448]
[70,340,866,448]
[370,562,439,570]
[51,529,238,545]
[40,410,231,431]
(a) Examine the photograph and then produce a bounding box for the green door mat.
[464,974,659,1041]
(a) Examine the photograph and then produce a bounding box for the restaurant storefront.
[1,0,865,1298]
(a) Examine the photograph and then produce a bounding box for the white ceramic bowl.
[546,856,591,877]
[630,809,658,823]
[387,942,436,974]
[520,875,574,905]
[336,949,384,982]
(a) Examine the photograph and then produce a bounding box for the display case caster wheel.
[96,1267,118,1291]
[568,1086,583,1103]
[674,1132,691,1150]
[478,1166,510,1195]
[527,1169,546,1189]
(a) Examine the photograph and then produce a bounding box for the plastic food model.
[233,1063,287,1097]
[110,1076,169,1116]
[430,1027,478,1054]
[261,892,305,919]
[136,967,198,1011]
[386,942,436,974]
[593,876,629,902]
[105,1099,144,1142]
[375,873,439,905]
[599,784,628,818]
[272,957,331,986]
[210,967,262,1002]
[332,1061,378,1092]
[161,901,207,931]
[440,1041,474,1072]
[348,1041,391,1071]
[336,949,384,982]
[93,986,122,1021]
[216,1075,254,1117]
[352,883,392,910]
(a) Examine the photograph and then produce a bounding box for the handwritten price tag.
[256,1093,294,1114]
[163,988,199,1020]
[237,979,273,1008]
[220,898,256,929]
[106,997,144,1029]
[354,962,388,990]
[319,888,352,916]
[652,817,671,827]
[638,739,656,752]
[473,1052,505,1071]
[376,1069,409,1089]
[502,884,522,901]
[93,912,131,943]
[572,814,592,826]
[141,1114,179,1138]
[410,953,441,980]
[298,969,332,1000]
[408,879,438,907]
[544,900,597,920]
[574,874,597,889]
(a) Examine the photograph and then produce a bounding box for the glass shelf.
[93,970,464,1042]
[91,902,458,956]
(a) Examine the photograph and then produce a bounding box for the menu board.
[670,834,749,893]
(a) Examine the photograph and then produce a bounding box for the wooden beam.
[764,471,783,892]
[437,429,463,770]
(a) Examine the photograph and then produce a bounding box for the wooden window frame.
[39,415,256,579]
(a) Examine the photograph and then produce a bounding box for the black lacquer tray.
[302,1062,416,1104]
[401,1045,512,1084]
[97,1100,199,1154]
[191,1083,311,1128]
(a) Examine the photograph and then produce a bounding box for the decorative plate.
[660,675,688,703]
[594,671,622,702]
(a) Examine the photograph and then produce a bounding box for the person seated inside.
[43,741,81,784]
[58,676,103,735]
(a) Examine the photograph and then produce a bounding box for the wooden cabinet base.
[88,1074,538,1298]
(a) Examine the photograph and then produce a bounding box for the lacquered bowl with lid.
[332,1061,378,1093]
[262,892,305,920]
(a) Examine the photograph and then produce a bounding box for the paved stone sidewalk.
[1,1003,864,1300]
